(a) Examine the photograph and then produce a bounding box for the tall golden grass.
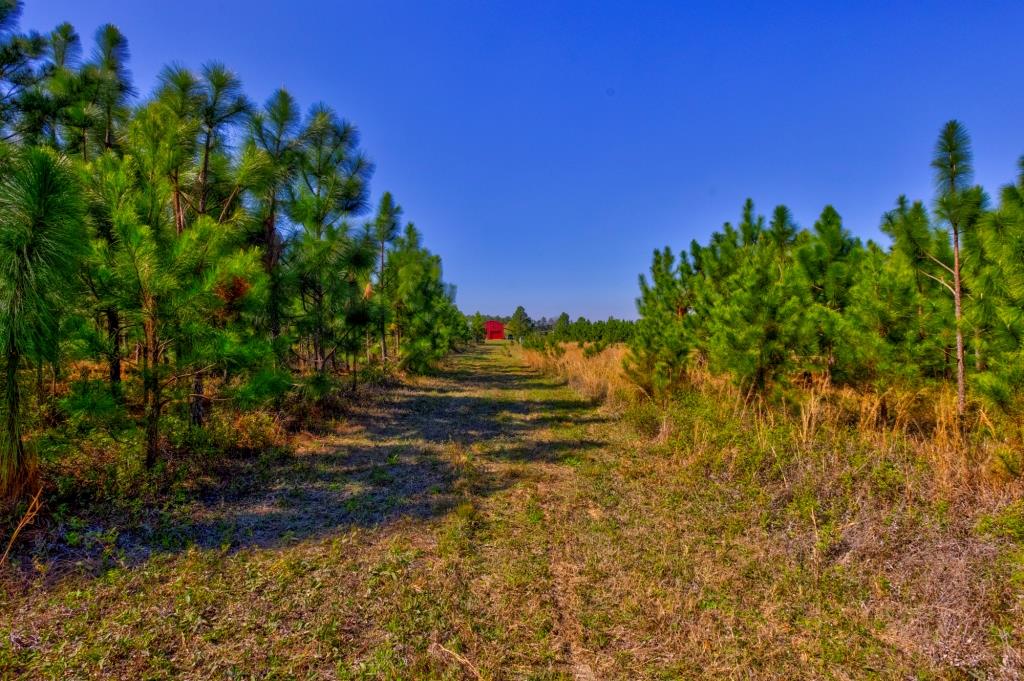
[518,342,1024,496]
[518,342,1023,671]
[516,343,641,409]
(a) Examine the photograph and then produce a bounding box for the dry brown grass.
[521,341,1024,495]
[510,340,1024,676]
[517,343,641,409]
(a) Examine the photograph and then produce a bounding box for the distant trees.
[630,119,1024,421]
[468,312,487,344]
[504,306,635,351]
[506,306,533,341]
[0,4,469,500]
[551,315,634,345]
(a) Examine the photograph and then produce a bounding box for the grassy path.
[2,344,1006,678]
[1,344,611,679]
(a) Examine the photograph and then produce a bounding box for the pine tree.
[372,191,401,361]
[506,306,532,342]
[551,312,571,342]
[0,0,46,140]
[289,103,373,377]
[706,204,811,396]
[846,241,923,386]
[468,312,486,344]
[0,147,85,496]
[89,24,133,152]
[884,122,985,417]
[383,224,467,370]
[195,62,250,216]
[971,159,1024,407]
[248,89,301,350]
[627,247,693,396]
[931,121,985,417]
[154,64,201,234]
[796,205,866,382]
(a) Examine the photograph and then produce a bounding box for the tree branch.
[920,268,957,297]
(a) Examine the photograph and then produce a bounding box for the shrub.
[623,399,662,438]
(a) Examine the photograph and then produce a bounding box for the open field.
[2,343,1021,679]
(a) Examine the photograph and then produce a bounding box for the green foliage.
[627,247,692,395]
[622,399,661,438]
[976,501,1024,542]
[468,312,487,343]
[630,121,1024,418]
[506,305,532,342]
[0,147,85,496]
[386,225,469,372]
[0,10,466,499]
[59,379,128,432]
[512,308,633,353]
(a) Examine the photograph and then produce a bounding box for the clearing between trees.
[2,343,1022,679]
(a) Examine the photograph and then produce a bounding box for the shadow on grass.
[8,345,606,577]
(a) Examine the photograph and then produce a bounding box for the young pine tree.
[795,205,866,382]
[0,147,85,498]
[506,305,533,343]
[627,247,694,396]
[372,191,401,361]
[247,88,302,351]
[932,121,985,417]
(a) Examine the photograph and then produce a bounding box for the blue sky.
[20,1,1024,319]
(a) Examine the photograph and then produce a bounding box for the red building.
[484,320,505,340]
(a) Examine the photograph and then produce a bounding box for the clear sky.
[20,1,1024,320]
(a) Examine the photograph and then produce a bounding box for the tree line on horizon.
[0,2,470,500]
[469,307,635,346]
[629,119,1024,423]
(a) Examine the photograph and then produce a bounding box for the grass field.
[2,343,1022,679]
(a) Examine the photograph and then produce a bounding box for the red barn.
[484,320,505,340]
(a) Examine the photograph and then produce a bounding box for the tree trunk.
[269,273,282,346]
[1,343,29,497]
[263,206,283,347]
[313,289,326,375]
[952,226,966,419]
[106,307,122,400]
[35,360,44,407]
[313,330,324,375]
[198,130,212,215]
[189,372,206,428]
[380,245,388,362]
[143,314,161,469]
[172,172,186,235]
[104,111,113,150]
